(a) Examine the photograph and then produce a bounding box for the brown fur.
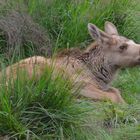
[1,22,140,104]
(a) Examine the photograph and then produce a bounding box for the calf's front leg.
[80,84,125,104]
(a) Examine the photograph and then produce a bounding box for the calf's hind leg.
[1,56,47,82]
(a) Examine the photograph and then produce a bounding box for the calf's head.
[88,22,140,68]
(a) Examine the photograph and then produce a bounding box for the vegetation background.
[0,0,140,139]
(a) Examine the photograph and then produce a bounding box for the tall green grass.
[0,0,140,139]
[25,0,140,47]
[0,66,139,139]
[0,66,96,139]
[1,0,139,50]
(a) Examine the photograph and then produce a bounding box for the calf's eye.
[119,45,127,51]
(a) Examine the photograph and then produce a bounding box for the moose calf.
[1,22,140,103]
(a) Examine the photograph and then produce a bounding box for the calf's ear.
[88,23,101,40]
[104,21,118,35]
[88,23,110,43]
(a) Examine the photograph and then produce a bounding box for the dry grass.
[0,10,52,59]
